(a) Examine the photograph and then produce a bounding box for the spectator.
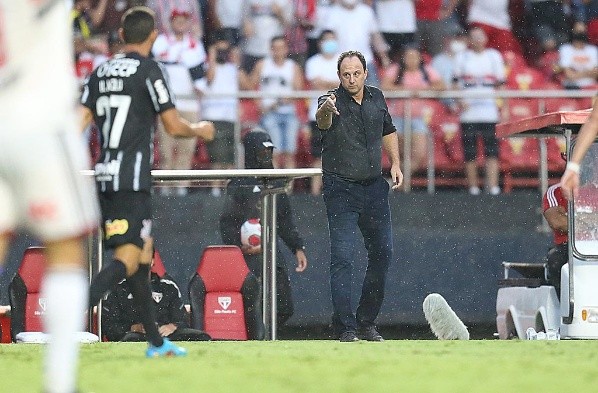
[285,0,316,67]
[431,31,468,88]
[207,0,244,46]
[102,238,211,342]
[559,30,598,89]
[197,35,247,195]
[374,0,417,62]
[543,182,568,297]
[467,0,524,55]
[415,0,461,57]
[72,0,110,38]
[91,0,146,35]
[525,0,570,54]
[152,9,207,196]
[381,45,445,173]
[453,27,505,195]
[306,0,336,59]
[305,29,340,195]
[252,36,304,169]
[219,130,308,327]
[146,0,203,38]
[572,0,598,46]
[324,0,391,86]
[241,0,293,73]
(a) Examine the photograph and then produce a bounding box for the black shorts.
[98,191,152,249]
[206,120,235,165]
[460,122,499,161]
[309,121,323,158]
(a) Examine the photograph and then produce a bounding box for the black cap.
[242,128,275,150]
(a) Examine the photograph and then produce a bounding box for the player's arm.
[544,206,568,233]
[79,106,94,133]
[158,108,215,141]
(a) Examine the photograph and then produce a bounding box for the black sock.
[127,264,163,347]
[89,259,127,307]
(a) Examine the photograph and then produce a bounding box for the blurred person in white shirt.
[152,9,207,196]
[305,29,340,194]
[559,30,598,89]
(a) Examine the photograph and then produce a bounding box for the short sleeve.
[80,74,97,110]
[146,62,176,114]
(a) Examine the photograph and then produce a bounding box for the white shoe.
[469,186,481,195]
[489,186,501,195]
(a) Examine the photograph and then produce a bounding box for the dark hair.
[318,29,335,42]
[337,50,367,73]
[121,6,155,44]
[395,45,430,86]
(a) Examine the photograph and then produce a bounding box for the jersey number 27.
[96,95,132,149]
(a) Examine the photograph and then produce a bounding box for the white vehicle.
[496,109,598,339]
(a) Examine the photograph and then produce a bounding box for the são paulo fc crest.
[151,292,163,303]
[218,296,231,310]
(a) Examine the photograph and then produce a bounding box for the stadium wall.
[0,191,551,327]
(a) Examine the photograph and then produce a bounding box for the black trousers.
[546,243,568,297]
[121,327,211,342]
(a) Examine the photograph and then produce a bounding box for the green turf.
[1,340,598,393]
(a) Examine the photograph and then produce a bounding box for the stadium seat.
[0,306,11,344]
[499,138,540,192]
[506,98,541,121]
[188,245,263,340]
[8,247,47,342]
[151,248,167,278]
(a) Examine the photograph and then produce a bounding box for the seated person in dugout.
[543,182,568,297]
[219,129,308,327]
[102,238,210,342]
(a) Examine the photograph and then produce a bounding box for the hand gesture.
[561,167,580,200]
[321,94,339,116]
[194,121,215,142]
[294,249,308,272]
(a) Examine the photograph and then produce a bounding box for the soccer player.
[80,6,215,357]
[0,2,100,393]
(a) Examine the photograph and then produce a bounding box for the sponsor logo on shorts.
[214,296,236,314]
[105,219,129,239]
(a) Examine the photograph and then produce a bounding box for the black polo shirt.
[317,85,396,182]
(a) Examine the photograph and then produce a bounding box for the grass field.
[2,340,598,393]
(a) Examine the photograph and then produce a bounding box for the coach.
[316,50,403,342]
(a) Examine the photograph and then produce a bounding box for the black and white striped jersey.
[82,52,175,192]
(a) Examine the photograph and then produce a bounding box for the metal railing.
[90,168,321,341]
[189,89,595,194]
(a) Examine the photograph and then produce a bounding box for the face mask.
[321,40,338,55]
[450,40,467,54]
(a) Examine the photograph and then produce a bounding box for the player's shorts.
[0,132,99,241]
[98,191,152,249]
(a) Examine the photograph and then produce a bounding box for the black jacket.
[219,178,305,254]
[102,273,187,341]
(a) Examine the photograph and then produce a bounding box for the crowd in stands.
[73,0,598,194]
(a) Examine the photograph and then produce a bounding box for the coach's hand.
[321,94,340,116]
[390,164,403,191]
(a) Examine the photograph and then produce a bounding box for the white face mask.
[449,40,467,54]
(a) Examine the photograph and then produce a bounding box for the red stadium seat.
[506,66,546,91]
[506,98,541,121]
[8,247,47,341]
[0,306,11,343]
[151,248,167,278]
[188,246,263,340]
[499,138,540,192]
[239,99,261,132]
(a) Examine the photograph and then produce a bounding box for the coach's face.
[338,56,367,97]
